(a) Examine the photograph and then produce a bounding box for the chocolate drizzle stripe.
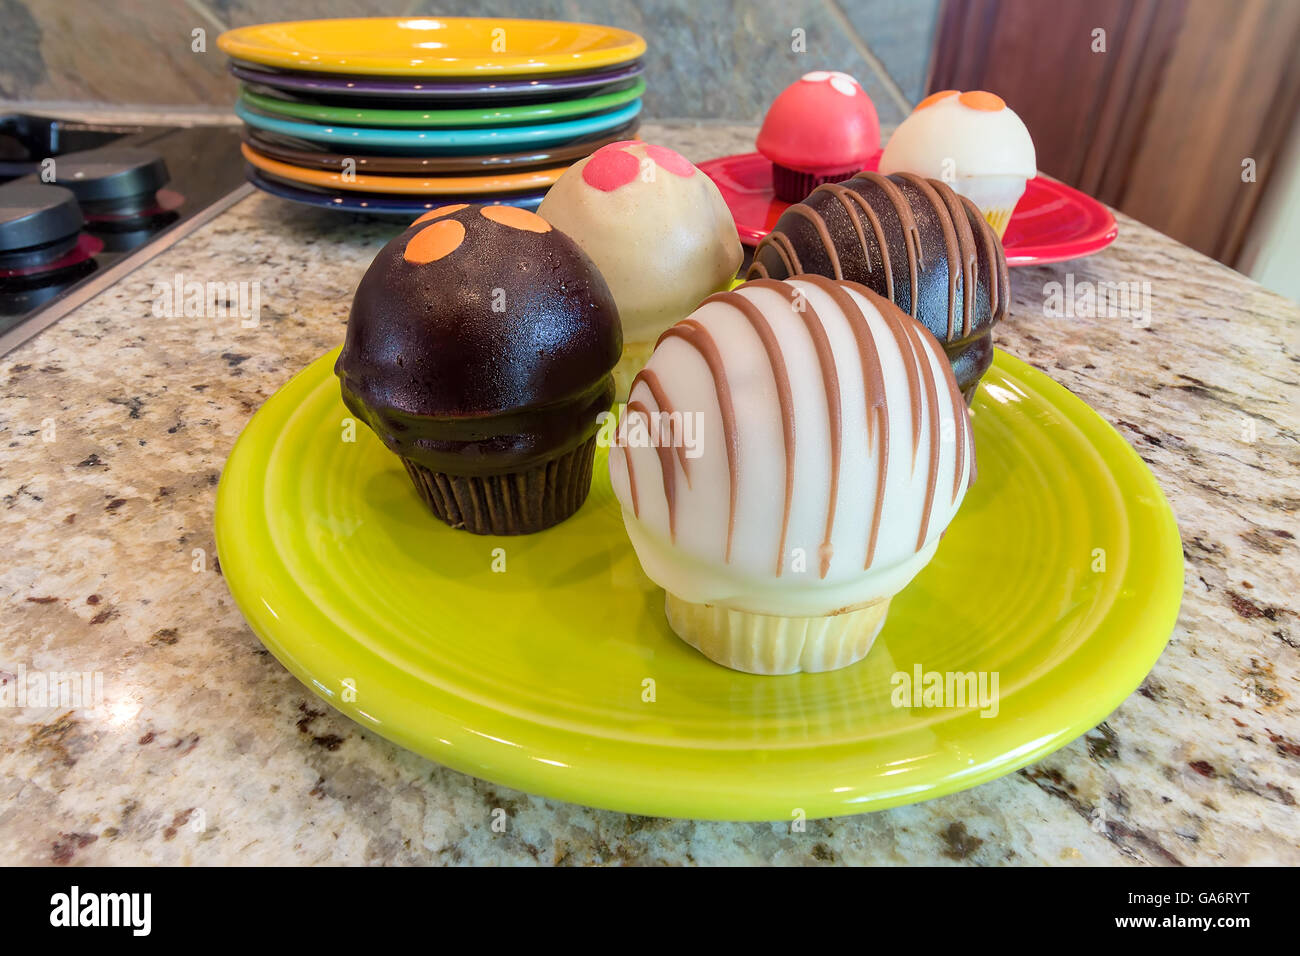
[655,320,739,561]
[970,199,997,322]
[764,234,795,277]
[785,204,842,279]
[747,279,842,579]
[813,183,870,277]
[745,172,1008,400]
[848,190,892,292]
[962,194,1006,324]
[968,421,979,488]
[702,289,795,577]
[631,367,691,486]
[756,231,800,278]
[863,274,925,469]
[774,230,806,274]
[855,172,922,316]
[902,320,942,552]
[627,399,675,540]
[948,340,978,492]
[994,223,1010,324]
[935,184,978,339]
[897,173,962,342]
[621,443,641,518]
[943,364,968,503]
[799,276,890,569]
[823,182,893,296]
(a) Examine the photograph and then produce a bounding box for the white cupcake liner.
[952,174,1027,240]
[664,593,891,675]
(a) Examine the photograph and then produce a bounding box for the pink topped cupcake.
[758,71,881,202]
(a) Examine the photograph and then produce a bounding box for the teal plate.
[234,99,643,152]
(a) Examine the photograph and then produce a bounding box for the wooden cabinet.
[930,0,1300,267]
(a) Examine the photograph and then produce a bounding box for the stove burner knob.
[0,182,84,269]
[40,146,170,216]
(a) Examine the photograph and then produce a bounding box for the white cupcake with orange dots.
[879,90,1036,238]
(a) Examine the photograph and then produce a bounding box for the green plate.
[215,348,1182,820]
[239,78,646,128]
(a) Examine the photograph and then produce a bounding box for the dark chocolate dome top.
[747,171,1008,398]
[338,203,621,419]
[336,203,621,477]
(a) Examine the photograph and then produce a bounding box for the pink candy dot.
[643,144,695,178]
[582,147,640,191]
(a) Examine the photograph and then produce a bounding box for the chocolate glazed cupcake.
[336,203,621,535]
[747,171,1009,402]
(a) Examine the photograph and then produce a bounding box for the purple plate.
[245,167,545,215]
[229,60,646,103]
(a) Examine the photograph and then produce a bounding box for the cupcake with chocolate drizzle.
[609,276,974,674]
[336,203,621,535]
[747,171,1008,402]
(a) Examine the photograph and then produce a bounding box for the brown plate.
[241,121,639,175]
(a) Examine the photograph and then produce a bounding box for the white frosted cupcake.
[879,90,1036,238]
[538,141,742,400]
[608,276,976,674]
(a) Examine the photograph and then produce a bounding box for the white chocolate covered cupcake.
[879,90,1036,238]
[538,140,742,399]
[609,276,975,674]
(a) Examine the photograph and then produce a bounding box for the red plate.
[700,151,1118,266]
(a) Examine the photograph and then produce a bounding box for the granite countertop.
[1,119,1297,866]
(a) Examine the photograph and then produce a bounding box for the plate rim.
[215,347,1183,820]
[699,151,1120,266]
[237,76,646,128]
[228,60,646,99]
[244,167,546,212]
[240,122,639,173]
[233,99,643,149]
[216,17,647,77]
[240,142,566,194]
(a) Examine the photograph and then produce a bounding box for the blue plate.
[245,167,545,215]
[234,100,642,153]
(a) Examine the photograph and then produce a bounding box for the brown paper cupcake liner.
[771,163,861,203]
[401,435,597,535]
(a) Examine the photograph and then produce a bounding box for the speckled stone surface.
[0,121,1297,866]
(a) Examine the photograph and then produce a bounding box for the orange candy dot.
[480,204,552,232]
[411,203,469,227]
[403,219,466,264]
[958,90,1005,111]
[915,90,959,111]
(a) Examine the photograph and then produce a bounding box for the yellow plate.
[240,143,567,195]
[214,348,1183,820]
[217,17,646,77]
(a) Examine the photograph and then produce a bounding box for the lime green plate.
[239,78,645,129]
[215,348,1182,820]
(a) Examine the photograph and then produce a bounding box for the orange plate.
[240,142,567,195]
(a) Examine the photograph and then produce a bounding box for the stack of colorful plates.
[217,17,646,214]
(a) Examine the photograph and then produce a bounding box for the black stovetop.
[0,114,248,355]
